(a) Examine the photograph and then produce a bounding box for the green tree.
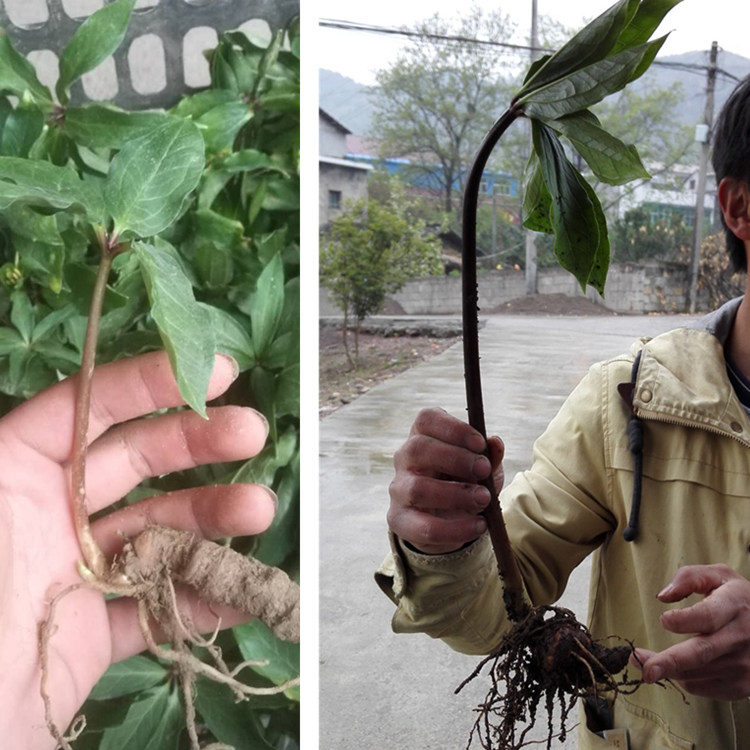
[372,5,517,214]
[612,206,693,262]
[320,187,442,365]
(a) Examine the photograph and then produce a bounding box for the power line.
[319,18,734,76]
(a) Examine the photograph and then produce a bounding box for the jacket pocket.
[619,697,694,750]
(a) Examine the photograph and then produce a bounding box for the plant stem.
[69,233,122,579]
[461,104,530,622]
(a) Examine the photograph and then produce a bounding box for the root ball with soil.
[456,606,635,750]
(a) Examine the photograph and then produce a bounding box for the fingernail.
[473,455,491,478]
[261,485,278,511]
[249,408,270,438]
[467,433,486,453]
[658,583,674,599]
[218,353,240,381]
[473,486,490,508]
[474,517,487,536]
[648,665,664,683]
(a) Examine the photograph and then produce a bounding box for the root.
[456,605,640,750]
[39,524,301,750]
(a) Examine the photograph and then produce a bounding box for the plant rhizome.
[38,232,300,750]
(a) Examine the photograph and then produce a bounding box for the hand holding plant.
[0,351,275,749]
[0,2,300,747]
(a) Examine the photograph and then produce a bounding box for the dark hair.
[711,75,750,272]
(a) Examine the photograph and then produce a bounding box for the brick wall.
[320,261,709,316]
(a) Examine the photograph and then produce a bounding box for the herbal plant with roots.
[455,1,682,747]
[0,3,301,748]
[38,226,300,750]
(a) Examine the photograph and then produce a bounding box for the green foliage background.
[0,4,300,748]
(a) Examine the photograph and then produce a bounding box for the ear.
[718,177,750,241]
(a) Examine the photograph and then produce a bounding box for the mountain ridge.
[320,50,750,142]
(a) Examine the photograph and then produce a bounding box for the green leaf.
[0,327,23,355]
[543,110,650,185]
[275,362,299,417]
[0,108,44,157]
[0,348,55,397]
[10,290,34,342]
[31,304,76,343]
[519,37,667,120]
[194,243,234,288]
[229,444,279,487]
[199,303,254,370]
[99,684,183,750]
[89,655,169,700]
[251,253,284,357]
[3,204,63,245]
[0,157,103,216]
[520,0,637,95]
[64,262,129,315]
[522,154,554,234]
[63,105,171,149]
[214,149,288,177]
[532,121,599,291]
[135,238,215,417]
[56,0,136,104]
[610,0,683,55]
[194,677,284,748]
[105,118,205,238]
[171,89,235,120]
[234,619,300,701]
[0,29,51,102]
[577,173,611,295]
[197,100,252,153]
[250,451,297,566]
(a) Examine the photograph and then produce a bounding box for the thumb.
[487,435,505,489]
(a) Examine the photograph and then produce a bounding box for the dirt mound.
[489,293,615,316]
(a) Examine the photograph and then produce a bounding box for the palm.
[0,352,274,749]
[0,448,111,743]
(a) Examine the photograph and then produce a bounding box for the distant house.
[319,109,372,228]
[617,162,717,228]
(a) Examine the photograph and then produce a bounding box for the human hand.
[0,351,275,749]
[387,407,504,555]
[633,564,750,700]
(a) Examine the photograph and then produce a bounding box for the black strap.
[617,352,644,542]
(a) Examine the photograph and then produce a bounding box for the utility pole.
[688,41,718,314]
[524,0,539,294]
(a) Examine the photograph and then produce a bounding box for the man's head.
[713,75,750,272]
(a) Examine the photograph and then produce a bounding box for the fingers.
[396,408,491,482]
[410,407,487,453]
[657,565,740,635]
[631,565,750,700]
[657,563,736,603]
[387,505,488,555]
[91,483,277,559]
[83,405,268,513]
[7,352,239,463]
[388,408,502,554]
[107,581,252,664]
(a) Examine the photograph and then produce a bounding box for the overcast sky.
[317,0,750,85]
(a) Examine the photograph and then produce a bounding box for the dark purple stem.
[461,104,530,622]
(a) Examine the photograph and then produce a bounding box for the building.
[319,109,372,228]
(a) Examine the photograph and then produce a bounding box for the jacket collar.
[631,297,750,443]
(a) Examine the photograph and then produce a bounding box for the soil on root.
[457,605,635,750]
[40,525,300,750]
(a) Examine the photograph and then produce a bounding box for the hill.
[320,50,750,139]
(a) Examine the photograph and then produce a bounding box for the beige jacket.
[376,299,750,749]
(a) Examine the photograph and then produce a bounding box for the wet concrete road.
[319,312,695,750]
